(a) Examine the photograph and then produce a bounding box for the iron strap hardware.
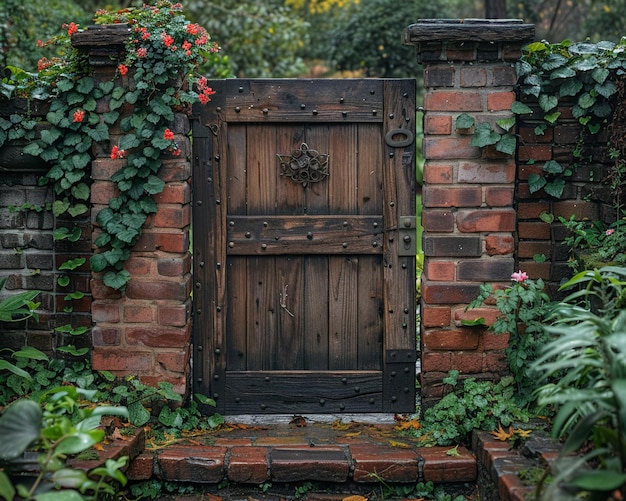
[398,216,416,256]
[385,128,414,148]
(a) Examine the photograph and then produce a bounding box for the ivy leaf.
[87,123,109,142]
[510,102,530,117]
[495,117,515,131]
[52,199,70,217]
[577,92,596,109]
[83,97,97,112]
[76,76,95,95]
[455,113,475,129]
[495,134,516,155]
[591,67,609,84]
[543,160,563,174]
[544,178,565,198]
[543,111,561,124]
[538,94,558,112]
[99,81,115,95]
[103,111,120,125]
[143,175,165,195]
[103,270,131,291]
[57,345,90,356]
[140,197,157,214]
[470,123,499,147]
[90,253,108,273]
[56,78,74,92]
[58,258,86,270]
[542,53,568,71]
[594,80,617,99]
[40,128,62,145]
[96,207,116,227]
[71,153,91,169]
[22,142,43,156]
[119,133,140,150]
[70,183,90,201]
[57,275,70,287]
[528,173,546,193]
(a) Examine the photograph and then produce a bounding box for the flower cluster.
[94,1,218,108]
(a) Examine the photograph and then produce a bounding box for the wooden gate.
[192,79,416,414]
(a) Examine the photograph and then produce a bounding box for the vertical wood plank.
[276,125,306,215]
[226,256,247,371]
[246,124,277,216]
[329,255,358,370]
[247,256,277,370]
[226,125,247,215]
[304,256,329,370]
[303,124,330,215]
[274,255,304,369]
[328,124,358,214]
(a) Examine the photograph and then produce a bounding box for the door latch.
[398,216,416,256]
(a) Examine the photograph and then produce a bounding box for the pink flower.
[606,228,615,236]
[118,64,128,76]
[137,47,148,58]
[511,270,529,283]
[182,41,192,51]
[73,109,85,123]
[163,128,175,140]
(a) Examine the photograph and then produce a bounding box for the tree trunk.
[485,0,506,18]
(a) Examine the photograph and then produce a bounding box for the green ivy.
[0,1,222,290]
[516,38,626,198]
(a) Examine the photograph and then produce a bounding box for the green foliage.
[466,270,555,405]
[407,371,530,446]
[532,266,626,498]
[0,386,128,500]
[560,213,626,271]
[517,38,626,199]
[188,0,306,78]
[1,1,221,290]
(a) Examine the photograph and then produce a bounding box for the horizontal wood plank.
[223,371,383,413]
[204,79,384,123]
[226,215,383,255]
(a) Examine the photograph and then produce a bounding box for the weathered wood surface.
[402,19,535,44]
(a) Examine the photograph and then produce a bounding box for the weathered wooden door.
[192,79,416,414]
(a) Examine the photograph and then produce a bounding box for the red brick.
[487,92,515,111]
[422,305,451,327]
[423,164,453,184]
[446,48,476,61]
[518,241,552,259]
[158,445,227,482]
[518,221,551,240]
[519,125,553,143]
[156,231,190,253]
[126,277,190,301]
[92,348,153,372]
[90,279,122,300]
[124,305,155,323]
[484,351,508,372]
[127,452,155,480]
[424,66,454,87]
[157,256,191,276]
[156,348,190,372]
[518,163,543,180]
[92,326,121,346]
[270,447,350,482]
[491,66,518,86]
[420,446,476,482]
[127,324,191,348]
[517,201,550,219]
[422,186,482,207]
[421,350,453,373]
[91,302,120,323]
[425,260,455,281]
[90,181,119,205]
[422,210,454,232]
[518,145,552,162]
[520,260,551,280]
[158,160,191,182]
[552,200,599,220]
[158,304,189,327]
[153,182,191,204]
[91,159,124,181]
[228,446,269,483]
[424,115,452,135]
[424,91,483,111]
[460,67,487,87]
[485,235,514,255]
[141,374,187,395]
[123,257,152,276]
[458,160,515,184]
[422,281,481,304]
[457,209,515,232]
[454,306,500,327]
[350,443,419,482]
[485,187,514,207]
[423,329,480,350]
[481,331,510,350]
[153,205,191,228]
[453,352,484,373]
[457,259,514,281]
[423,137,481,160]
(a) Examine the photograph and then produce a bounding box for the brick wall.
[0,101,92,356]
[404,19,535,407]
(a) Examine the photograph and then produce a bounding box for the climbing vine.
[0,0,219,290]
[516,38,626,198]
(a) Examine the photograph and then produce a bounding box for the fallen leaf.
[110,428,126,441]
[343,495,368,501]
[345,431,362,438]
[388,439,410,448]
[490,423,515,441]
[515,429,532,438]
[290,415,307,427]
[93,443,104,451]
[394,418,421,431]
[446,445,460,457]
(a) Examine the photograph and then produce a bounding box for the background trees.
[2,0,626,79]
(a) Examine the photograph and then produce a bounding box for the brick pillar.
[403,20,534,406]
[72,27,192,396]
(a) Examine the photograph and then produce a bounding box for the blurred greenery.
[3,0,626,79]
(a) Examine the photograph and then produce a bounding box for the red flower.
[161,33,175,47]
[185,23,200,35]
[182,41,192,51]
[198,93,210,105]
[110,146,125,159]
[118,64,128,76]
[65,22,79,37]
[163,128,175,140]
[137,47,148,58]
[142,31,150,40]
[73,109,85,123]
